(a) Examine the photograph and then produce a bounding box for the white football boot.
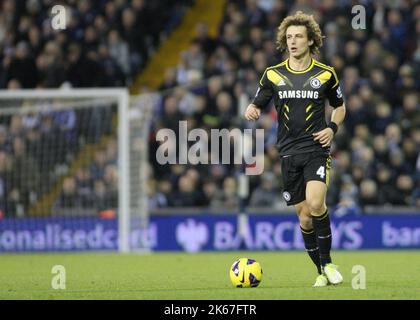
[323,263,343,285]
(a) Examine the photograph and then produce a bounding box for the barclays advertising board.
[0,214,419,252]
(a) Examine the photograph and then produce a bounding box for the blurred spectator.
[90,179,115,212]
[75,167,93,207]
[157,180,175,207]
[148,179,168,209]
[334,175,361,217]
[201,179,218,206]
[172,174,202,207]
[376,165,396,205]
[359,179,380,208]
[393,174,414,206]
[103,164,118,206]
[90,150,108,181]
[211,177,239,210]
[108,29,130,76]
[4,41,38,88]
[9,137,40,213]
[250,172,279,207]
[54,177,82,209]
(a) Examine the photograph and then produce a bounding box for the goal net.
[0,89,152,253]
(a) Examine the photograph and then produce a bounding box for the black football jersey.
[252,58,344,156]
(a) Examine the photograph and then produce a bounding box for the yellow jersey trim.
[313,61,339,88]
[285,58,315,74]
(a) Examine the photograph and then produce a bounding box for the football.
[229,258,263,288]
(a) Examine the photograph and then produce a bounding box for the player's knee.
[306,198,326,214]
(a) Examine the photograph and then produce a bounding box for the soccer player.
[245,11,346,287]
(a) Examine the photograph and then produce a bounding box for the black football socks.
[300,226,322,275]
[311,209,332,267]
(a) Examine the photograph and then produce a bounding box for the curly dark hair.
[276,11,324,55]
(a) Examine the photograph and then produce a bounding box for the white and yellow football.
[229,258,263,288]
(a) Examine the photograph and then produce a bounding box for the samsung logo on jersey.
[278,90,319,99]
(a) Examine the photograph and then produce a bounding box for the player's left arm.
[313,69,346,147]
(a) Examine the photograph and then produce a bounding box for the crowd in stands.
[0,0,193,88]
[52,137,119,215]
[0,105,115,217]
[0,0,192,217]
[0,0,419,216]
[148,0,420,213]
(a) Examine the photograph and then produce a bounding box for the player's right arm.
[244,69,273,121]
[244,104,261,121]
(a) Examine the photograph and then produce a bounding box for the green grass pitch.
[1,251,419,299]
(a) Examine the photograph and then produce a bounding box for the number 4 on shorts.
[316,166,325,179]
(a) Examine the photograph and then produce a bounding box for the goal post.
[0,88,151,253]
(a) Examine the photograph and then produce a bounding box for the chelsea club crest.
[310,78,321,89]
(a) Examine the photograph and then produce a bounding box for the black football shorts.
[280,151,332,206]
